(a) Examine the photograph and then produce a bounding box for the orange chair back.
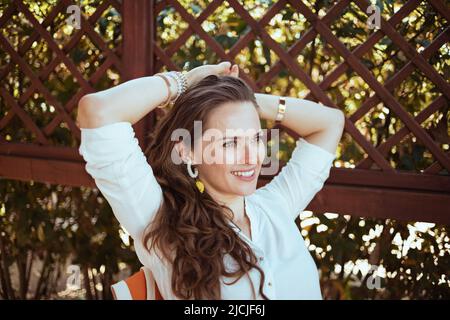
[111,267,163,300]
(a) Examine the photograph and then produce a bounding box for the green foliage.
[0,179,140,299]
[297,214,450,299]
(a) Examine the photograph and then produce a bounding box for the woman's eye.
[223,135,262,147]
[223,140,236,147]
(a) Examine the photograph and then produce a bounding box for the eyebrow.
[221,130,264,141]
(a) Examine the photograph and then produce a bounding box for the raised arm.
[254,93,345,153]
[76,73,186,241]
[253,93,345,222]
[76,74,179,128]
[76,61,234,128]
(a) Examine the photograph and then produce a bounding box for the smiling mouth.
[230,167,257,180]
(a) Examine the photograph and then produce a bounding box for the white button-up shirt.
[78,121,336,300]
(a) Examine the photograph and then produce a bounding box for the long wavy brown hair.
[142,74,269,300]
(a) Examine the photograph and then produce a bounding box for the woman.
[77,61,345,300]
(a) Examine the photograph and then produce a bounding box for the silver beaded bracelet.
[165,71,188,103]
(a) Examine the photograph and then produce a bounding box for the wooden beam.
[0,155,95,188]
[2,155,448,224]
[326,167,450,194]
[0,142,83,162]
[309,185,450,225]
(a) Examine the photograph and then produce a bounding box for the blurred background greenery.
[0,0,449,299]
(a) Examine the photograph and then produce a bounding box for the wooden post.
[122,0,156,151]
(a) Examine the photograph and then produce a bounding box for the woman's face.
[193,101,266,197]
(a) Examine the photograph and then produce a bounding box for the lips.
[230,167,257,181]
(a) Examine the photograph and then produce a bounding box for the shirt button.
[268,282,272,286]
[259,256,264,262]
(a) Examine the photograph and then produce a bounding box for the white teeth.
[231,170,255,177]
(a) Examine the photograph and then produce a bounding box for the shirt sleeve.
[255,137,336,221]
[78,121,163,242]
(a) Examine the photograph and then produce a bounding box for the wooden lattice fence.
[0,0,449,224]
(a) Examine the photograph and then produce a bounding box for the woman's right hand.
[185,61,240,88]
[228,63,239,77]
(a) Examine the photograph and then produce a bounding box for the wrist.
[255,93,279,121]
[185,70,196,88]
[274,96,286,124]
[167,76,178,99]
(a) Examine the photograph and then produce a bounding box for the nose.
[239,139,259,165]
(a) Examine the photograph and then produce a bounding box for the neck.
[207,190,246,223]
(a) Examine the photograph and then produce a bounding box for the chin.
[227,169,260,195]
[231,183,258,196]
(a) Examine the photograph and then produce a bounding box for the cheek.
[224,148,239,164]
[257,143,266,163]
[201,163,230,178]
[200,143,230,165]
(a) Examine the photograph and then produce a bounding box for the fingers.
[230,64,239,77]
[218,61,231,71]
[217,61,239,77]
